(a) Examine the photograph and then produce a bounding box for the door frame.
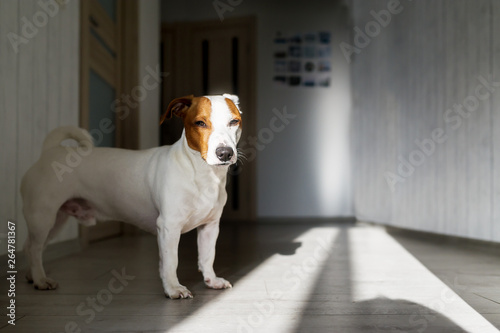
[161,17,257,221]
[79,0,140,247]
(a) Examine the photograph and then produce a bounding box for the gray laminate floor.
[0,221,499,333]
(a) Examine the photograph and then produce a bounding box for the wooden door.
[161,17,257,221]
[79,0,139,243]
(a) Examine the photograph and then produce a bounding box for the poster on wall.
[273,31,332,88]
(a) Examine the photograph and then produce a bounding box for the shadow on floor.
[292,226,468,333]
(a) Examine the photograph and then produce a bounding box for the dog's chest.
[177,172,227,233]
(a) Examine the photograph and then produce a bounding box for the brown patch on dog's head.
[161,95,213,160]
[182,97,213,160]
[225,97,242,127]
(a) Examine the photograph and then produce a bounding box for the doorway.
[161,17,257,221]
[79,0,139,244]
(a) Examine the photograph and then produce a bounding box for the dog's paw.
[204,277,232,290]
[34,277,59,290]
[26,272,33,284]
[165,285,193,299]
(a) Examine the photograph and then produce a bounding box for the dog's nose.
[215,146,234,162]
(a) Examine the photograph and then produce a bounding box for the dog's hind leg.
[46,210,70,246]
[24,209,67,290]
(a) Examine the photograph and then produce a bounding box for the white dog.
[21,94,242,299]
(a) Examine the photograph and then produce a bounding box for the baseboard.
[254,217,357,225]
[0,238,82,278]
[377,223,500,252]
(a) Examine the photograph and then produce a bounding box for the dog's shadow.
[176,222,309,281]
[259,241,302,256]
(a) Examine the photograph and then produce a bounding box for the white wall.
[0,0,80,255]
[138,0,161,149]
[162,0,354,218]
[348,0,500,242]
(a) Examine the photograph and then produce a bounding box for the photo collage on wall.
[273,31,332,88]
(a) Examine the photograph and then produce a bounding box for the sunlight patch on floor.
[348,226,498,332]
[170,226,340,333]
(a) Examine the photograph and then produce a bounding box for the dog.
[21,94,242,299]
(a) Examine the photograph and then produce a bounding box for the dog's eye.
[195,121,207,128]
[229,119,240,126]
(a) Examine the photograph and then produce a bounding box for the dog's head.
[160,94,242,166]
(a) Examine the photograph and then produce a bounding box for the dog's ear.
[160,95,194,124]
[222,94,240,111]
[223,94,242,114]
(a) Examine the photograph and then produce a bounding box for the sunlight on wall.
[312,86,352,216]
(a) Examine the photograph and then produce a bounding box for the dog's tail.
[42,126,94,152]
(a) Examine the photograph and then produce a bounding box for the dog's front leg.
[157,218,192,299]
[197,222,232,289]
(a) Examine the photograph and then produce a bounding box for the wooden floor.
[1,221,499,332]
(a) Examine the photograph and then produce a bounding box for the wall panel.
[0,0,20,239]
[349,0,499,242]
[0,1,80,255]
[493,0,500,241]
